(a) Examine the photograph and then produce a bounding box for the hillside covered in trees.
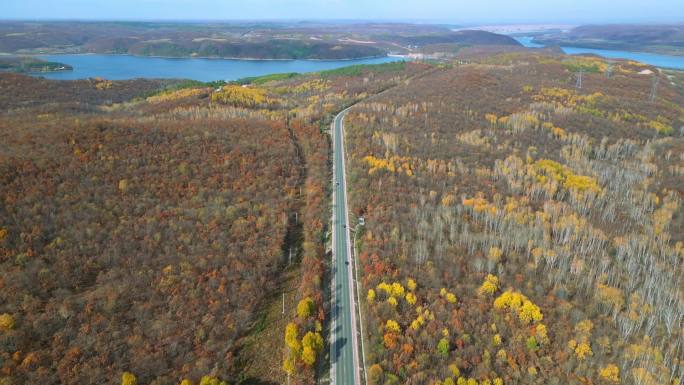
[344,55,684,385]
[533,24,684,56]
[1,47,683,385]
[0,61,432,385]
[0,21,520,60]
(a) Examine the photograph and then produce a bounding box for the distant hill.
[394,30,522,47]
[0,21,519,60]
[533,24,684,55]
[0,21,387,59]
[125,39,384,60]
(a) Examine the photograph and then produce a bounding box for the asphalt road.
[330,108,361,385]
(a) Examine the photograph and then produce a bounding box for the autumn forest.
[1,49,683,385]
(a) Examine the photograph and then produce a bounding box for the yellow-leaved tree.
[368,364,384,385]
[297,297,315,318]
[367,289,376,302]
[301,346,316,365]
[300,331,324,366]
[386,319,401,333]
[285,322,301,353]
[302,331,324,352]
[121,372,137,385]
[478,274,499,296]
[600,364,620,383]
[0,313,15,331]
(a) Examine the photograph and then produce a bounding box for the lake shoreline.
[514,36,684,70]
[564,44,683,58]
[27,54,406,81]
[12,51,391,62]
[0,55,74,74]
[2,66,73,74]
[510,35,684,57]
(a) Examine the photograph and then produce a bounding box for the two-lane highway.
[330,108,361,385]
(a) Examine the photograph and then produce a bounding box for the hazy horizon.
[3,0,684,24]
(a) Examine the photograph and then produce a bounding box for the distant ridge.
[396,30,522,46]
[533,24,684,55]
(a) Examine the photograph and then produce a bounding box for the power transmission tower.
[605,63,613,79]
[650,74,660,101]
[575,70,583,89]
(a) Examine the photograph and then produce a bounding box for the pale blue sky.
[3,0,683,23]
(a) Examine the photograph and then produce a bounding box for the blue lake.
[514,36,684,70]
[514,36,545,48]
[34,54,405,81]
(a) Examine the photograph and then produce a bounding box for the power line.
[575,69,583,90]
[650,74,660,102]
[605,63,614,79]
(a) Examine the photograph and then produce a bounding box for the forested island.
[0,56,72,73]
